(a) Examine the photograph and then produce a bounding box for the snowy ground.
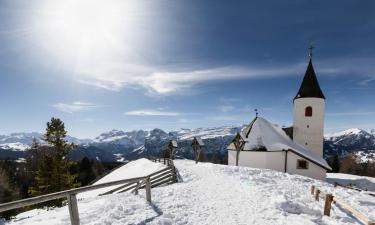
[5,160,375,225]
[327,173,375,192]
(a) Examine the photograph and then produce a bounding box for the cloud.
[52,101,99,113]
[326,111,375,116]
[80,118,95,123]
[217,105,235,113]
[75,62,304,96]
[73,57,375,96]
[358,77,375,86]
[124,109,180,116]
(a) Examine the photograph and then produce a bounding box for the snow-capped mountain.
[1,126,375,162]
[324,128,375,161]
[0,132,91,151]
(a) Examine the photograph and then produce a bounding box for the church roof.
[294,59,325,100]
[227,117,331,170]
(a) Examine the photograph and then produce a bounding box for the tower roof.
[294,59,325,100]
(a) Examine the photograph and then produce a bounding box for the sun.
[32,0,137,64]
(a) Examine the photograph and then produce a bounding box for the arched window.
[305,106,312,117]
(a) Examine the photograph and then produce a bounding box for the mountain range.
[1,126,374,163]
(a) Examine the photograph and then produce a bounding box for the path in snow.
[6,159,375,225]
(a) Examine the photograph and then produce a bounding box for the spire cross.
[308,44,314,59]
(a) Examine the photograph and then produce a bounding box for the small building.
[227,52,331,180]
[227,117,330,180]
[191,137,205,163]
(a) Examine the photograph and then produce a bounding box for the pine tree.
[29,118,79,206]
[328,154,340,173]
[78,157,96,186]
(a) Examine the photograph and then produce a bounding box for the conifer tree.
[78,157,96,186]
[29,118,78,205]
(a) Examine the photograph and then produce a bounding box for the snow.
[0,143,30,151]
[355,150,375,163]
[229,117,331,170]
[7,160,375,225]
[327,173,375,192]
[177,126,243,140]
[79,159,167,199]
[325,128,364,138]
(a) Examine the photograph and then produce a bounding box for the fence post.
[171,165,177,183]
[145,177,151,203]
[134,181,140,195]
[324,194,334,216]
[311,185,315,195]
[67,194,80,225]
[315,189,320,202]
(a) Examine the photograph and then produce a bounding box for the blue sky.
[1,0,375,138]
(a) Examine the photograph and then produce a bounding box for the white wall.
[286,151,326,180]
[228,150,327,180]
[293,98,325,157]
[228,150,285,171]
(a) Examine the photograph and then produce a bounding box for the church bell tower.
[293,47,325,157]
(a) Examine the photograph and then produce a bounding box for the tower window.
[305,106,312,117]
[297,159,309,169]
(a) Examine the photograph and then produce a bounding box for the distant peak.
[325,128,366,138]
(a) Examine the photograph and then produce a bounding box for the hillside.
[6,159,374,225]
[1,126,375,163]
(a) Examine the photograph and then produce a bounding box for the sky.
[1,0,375,138]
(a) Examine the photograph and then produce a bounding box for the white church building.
[227,56,331,180]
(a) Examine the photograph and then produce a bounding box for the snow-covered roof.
[171,140,178,148]
[228,117,331,170]
[193,137,205,146]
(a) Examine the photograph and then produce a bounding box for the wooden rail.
[310,185,375,225]
[0,158,180,225]
[0,175,154,225]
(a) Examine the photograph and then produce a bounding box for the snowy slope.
[7,160,374,225]
[327,173,375,192]
[79,159,167,198]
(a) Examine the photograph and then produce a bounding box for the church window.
[305,106,312,117]
[297,159,309,169]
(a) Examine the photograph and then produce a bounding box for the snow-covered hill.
[6,160,375,225]
[324,128,375,161]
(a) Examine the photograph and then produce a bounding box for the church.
[227,52,331,180]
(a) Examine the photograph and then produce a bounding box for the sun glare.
[33,0,138,64]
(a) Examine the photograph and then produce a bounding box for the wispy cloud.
[73,57,375,96]
[217,105,235,113]
[80,118,95,123]
[326,111,375,116]
[358,77,375,86]
[52,101,99,113]
[75,62,304,96]
[124,109,180,116]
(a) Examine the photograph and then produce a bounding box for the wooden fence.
[0,159,179,225]
[310,185,375,225]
